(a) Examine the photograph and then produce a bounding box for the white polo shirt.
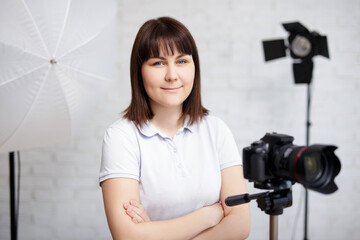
[99,115,241,221]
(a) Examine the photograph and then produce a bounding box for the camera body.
[243,132,341,194]
[243,133,293,183]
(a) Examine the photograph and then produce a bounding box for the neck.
[150,104,184,138]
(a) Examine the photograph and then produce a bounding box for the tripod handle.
[225,193,250,206]
[225,192,268,206]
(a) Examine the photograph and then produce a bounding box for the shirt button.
[173,148,177,153]
[177,163,182,168]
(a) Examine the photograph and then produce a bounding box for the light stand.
[303,80,313,239]
[262,21,329,240]
[9,152,16,240]
[9,152,19,240]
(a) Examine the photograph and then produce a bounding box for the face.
[141,48,195,113]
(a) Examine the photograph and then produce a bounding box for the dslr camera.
[243,132,341,194]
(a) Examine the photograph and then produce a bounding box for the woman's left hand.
[123,200,151,224]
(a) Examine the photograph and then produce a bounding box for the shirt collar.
[138,121,158,138]
[138,116,195,138]
[183,116,195,133]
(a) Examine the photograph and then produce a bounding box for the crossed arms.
[101,165,250,240]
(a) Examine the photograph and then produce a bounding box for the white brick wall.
[1,0,359,239]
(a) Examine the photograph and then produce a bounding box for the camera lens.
[271,143,340,194]
[291,145,340,194]
[303,152,324,182]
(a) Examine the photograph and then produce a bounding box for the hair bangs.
[142,25,194,61]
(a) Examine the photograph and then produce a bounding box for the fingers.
[123,200,150,223]
[125,205,145,223]
[130,200,151,222]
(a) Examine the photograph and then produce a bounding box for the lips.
[161,86,182,91]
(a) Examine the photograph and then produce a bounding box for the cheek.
[141,68,158,90]
[183,66,195,87]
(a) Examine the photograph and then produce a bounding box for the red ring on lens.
[293,146,307,181]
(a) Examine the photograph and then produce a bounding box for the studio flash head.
[243,133,341,194]
[262,21,329,84]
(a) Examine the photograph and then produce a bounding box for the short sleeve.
[213,117,242,170]
[99,120,140,184]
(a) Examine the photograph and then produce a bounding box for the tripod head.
[225,180,294,240]
[225,180,293,215]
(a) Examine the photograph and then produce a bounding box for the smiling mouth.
[161,86,182,91]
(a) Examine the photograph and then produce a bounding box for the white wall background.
[1,0,359,239]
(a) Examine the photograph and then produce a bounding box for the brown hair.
[123,16,208,126]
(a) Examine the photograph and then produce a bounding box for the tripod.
[225,180,293,240]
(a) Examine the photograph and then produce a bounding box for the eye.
[177,59,187,64]
[152,61,163,66]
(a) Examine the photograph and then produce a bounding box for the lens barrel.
[274,144,341,194]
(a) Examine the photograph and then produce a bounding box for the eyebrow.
[150,53,190,60]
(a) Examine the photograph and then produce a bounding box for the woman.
[100,16,250,239]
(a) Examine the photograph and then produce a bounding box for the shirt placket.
[166,137,184,177]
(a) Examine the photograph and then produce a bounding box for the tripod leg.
[270,215,278,240]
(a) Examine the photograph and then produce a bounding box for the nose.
[165,64,178,82]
